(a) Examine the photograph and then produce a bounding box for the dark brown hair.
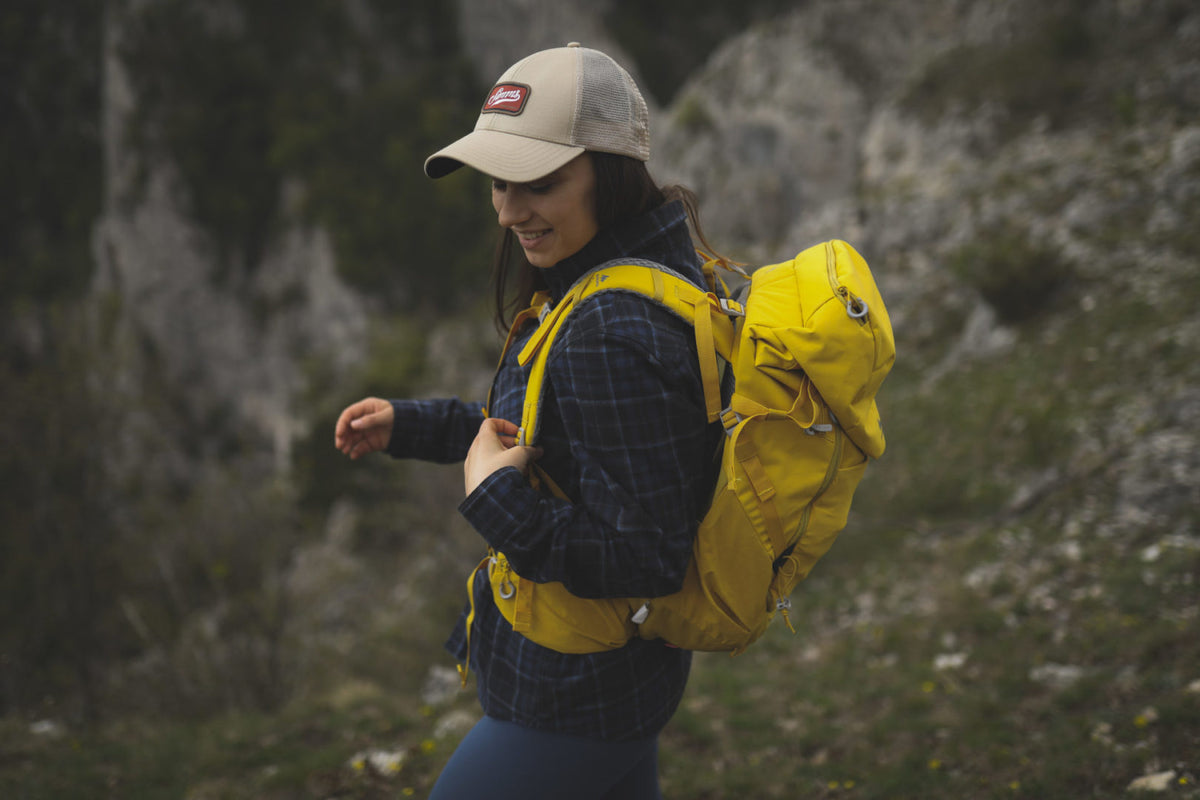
[490,152,724,330]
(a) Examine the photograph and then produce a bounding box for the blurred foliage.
[604,0,795,104]
[0,298,308,721]
[948,223,1075,325]
[1,2,110,716]
[0,305,125,722]
[292,315,428,515]
[120,0,494,309]
[0,1,102,309]
[901,0,1199,140]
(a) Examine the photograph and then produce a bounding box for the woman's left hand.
[464,418,543,496]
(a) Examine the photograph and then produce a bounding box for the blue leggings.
[428,716,662,800]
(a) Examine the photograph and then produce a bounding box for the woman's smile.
[492,154,599,268]
[515,228,551,246]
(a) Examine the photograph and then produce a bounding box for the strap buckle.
[719,297,745,317]
[720,407,742,435]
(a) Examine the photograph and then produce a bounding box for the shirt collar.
[539,200,702,300]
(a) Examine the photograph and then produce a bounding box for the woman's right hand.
[464,417,542,496]
[334,397,395,459]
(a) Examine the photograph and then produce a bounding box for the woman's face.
[491,154,599,269]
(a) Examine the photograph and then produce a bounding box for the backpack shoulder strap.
[515,260,737,446]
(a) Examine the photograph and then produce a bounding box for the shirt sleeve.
[458,299,715,599]
[386,397,485,464]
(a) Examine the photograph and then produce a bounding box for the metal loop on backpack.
[719,297,746,317]
[845,296,869,319]
[498,579,515,600]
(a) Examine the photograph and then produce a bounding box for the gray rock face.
[654,0,1198,350]
[93,11,369,470]
[654,13,868,258]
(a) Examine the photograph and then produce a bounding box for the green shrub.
[948,224,1074,325]
[901,1,1096,138]
[673,93,715,134]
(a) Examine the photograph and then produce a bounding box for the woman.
[335,43,722,799]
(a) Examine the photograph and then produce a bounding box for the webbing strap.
[691,293,722,423]
[507,291,552,354]
[734,415,788,561]
[651,269,665,302]
[518,296,573,366]
[485,291,553,417]
[730,393,769,420]
[741,452,785,558]
[512,576,533,630]
[459,554,492,688]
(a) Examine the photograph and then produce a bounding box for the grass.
[0,685,469,799]
[658,517,1199,799]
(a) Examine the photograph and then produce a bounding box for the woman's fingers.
[334,398,393,458]
[465,418,542,495]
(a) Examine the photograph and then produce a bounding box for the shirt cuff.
[458,466,539,550]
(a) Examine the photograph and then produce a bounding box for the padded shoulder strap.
[516,261,736,446]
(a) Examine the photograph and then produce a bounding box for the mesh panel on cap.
[573,49,649,159]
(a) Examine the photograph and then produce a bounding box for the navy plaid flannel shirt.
[386,201,721,741]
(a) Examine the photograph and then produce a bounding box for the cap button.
[566,41,581,47]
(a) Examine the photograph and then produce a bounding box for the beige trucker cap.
[424,43,650,183]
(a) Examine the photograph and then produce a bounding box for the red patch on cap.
[483,83,530,115]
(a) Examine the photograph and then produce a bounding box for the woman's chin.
[522,249,553,269]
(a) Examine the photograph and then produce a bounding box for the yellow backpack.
[462,239,894,672]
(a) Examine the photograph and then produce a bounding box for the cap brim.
[424,129,585,183]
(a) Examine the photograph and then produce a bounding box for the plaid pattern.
[387,201,720,741]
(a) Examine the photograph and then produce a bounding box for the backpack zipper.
[826,241,869,320]
[768,420,844,626]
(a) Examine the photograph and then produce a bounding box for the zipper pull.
[838,286,869,320]
[776,597,797,634]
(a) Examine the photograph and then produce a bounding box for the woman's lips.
[516,229,550,248]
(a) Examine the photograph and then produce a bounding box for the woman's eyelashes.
[491,179,557,195]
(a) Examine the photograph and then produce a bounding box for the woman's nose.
[495,189,529,228]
